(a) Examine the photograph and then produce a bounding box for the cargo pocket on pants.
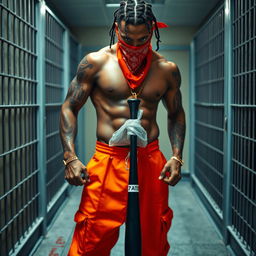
[161,207,173,255]
[76,217,91,254]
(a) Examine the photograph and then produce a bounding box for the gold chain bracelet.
[63,155,78,166]
[170,156,184,166]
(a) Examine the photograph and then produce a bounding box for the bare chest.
[94,57,168,102]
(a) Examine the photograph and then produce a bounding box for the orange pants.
[68,140,173,256]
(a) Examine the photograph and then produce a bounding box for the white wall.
[72,26,197,173]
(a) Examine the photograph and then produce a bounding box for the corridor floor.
[32,179,230,256]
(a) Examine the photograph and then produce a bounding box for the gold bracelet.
[63,155,78,166]
[170,156,184,166]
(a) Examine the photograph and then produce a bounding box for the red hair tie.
[154,22,168,29]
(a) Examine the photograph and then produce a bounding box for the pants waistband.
[95,140,160,156]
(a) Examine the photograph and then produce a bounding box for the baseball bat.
[125,98,141,256]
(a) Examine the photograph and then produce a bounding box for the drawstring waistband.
[95,139,160,157]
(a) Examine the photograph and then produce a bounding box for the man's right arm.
[59,54,97,185]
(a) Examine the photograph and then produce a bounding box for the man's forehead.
[118,20,152,34]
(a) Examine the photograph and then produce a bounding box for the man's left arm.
[159,63,186,186]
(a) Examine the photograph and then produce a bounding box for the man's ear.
[152,21,156,30]
[115,22,119,34]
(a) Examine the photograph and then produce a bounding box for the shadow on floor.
[32,180,230,256]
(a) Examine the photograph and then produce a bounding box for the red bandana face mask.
[116,29,153,90]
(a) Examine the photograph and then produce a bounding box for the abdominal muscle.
[90,71,163,145]
[95,101,160,145]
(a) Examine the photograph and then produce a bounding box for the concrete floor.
[32,180,230,256]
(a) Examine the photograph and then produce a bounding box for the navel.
[107,87,114,93]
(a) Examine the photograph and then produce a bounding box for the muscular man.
[60,1,186,255]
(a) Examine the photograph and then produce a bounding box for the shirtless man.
[60,1,186,255]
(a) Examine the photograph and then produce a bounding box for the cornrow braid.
[109,0,161,51]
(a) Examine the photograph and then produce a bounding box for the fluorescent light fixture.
[106,3,120,7]
[105,0,165,7]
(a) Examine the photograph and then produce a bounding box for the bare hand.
[64,159,90,186]
[158,158,182,186]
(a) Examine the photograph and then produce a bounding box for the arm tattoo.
[77,57,93,83]
[168,66,185,157]
[168,116,186,158]
[60,110,77,154]
[66,79,87,109]
[172,89,182,114]
[60,56,93,157]
[66,57,93,109]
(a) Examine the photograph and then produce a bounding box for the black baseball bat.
[125,98,141,256]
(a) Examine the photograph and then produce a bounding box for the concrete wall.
[71,26,197,47]
[72,26,197,173]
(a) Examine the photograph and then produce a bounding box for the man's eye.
[124,37,132,42]
[140,37,148,42]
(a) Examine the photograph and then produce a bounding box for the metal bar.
[36,0,47,236]
[232,132,256,143]
[1,193,40,234]
[195,102,224,107]
[45,35,64,51]
[190,40,196,177]
[45,130,59,139]
[45,82,63,89]
[0,169,39,201]
[44,6,66,207]
[228,216,255,256]
[231,104,256,107]
[195,151,224,178]
[0,3,37,30]
[46,183,69,213]
[63,30,70,97]
[229,1,256,254]
[46,169,65,190]
[192,2,226,228]
[223,0,233,244]
[0,140,38,158]
[0,36,37,55]
[195,136,224,155]
[195,77,225,85]
[193,3,225,39]
[44,4,66,31]
[196,51,225,68]
[45,58,64,71]
[46,151,62,165]
[45,103,62,107]
[195,120,224,132]
[0,104,38,109]
[191,174,223,218]
[232,158,255,175]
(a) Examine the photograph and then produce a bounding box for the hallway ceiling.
[45,0,222,28]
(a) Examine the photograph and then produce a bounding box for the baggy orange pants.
[68,140,173,256]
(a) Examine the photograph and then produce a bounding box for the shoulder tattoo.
[77,57,93,83]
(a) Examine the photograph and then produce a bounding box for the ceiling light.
[105,0,165,7]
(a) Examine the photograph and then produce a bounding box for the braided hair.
[109,0,161,51]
